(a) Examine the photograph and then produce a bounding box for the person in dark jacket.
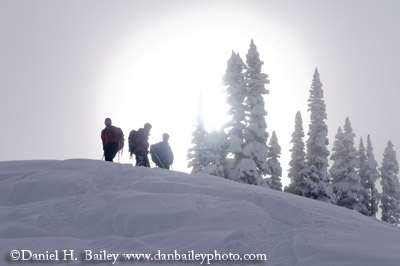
[150,133,174,170]
[101,118,124,162]
[129,123,152,167]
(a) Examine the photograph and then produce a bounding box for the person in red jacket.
[101,118,124,162]
[129,123,152,167]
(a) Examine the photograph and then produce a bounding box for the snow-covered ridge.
[1,159,399,266]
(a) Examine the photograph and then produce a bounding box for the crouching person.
[150,133,174,170]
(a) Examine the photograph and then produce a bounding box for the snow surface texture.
[1,159,400,266]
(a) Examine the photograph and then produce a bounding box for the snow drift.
[1,159,400,266]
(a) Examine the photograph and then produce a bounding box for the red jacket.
[101,126,122,146]
[133,128,150,153]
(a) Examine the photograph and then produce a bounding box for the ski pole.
[118,138,122,163]
[152,147,166,169]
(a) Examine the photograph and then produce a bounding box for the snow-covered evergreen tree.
[330,118,367,213]
[358,136,380,216]
[305,68,334,203]
[285,111,309,196]
[187,123,227,177]
[365,135,380,216]
[223,51,247,179]
[187,111,208,174]
[380,141,400,226]
[266,131,282,191]
[358,138,370,215]
[199,130,227,178]
[241,39,270,184]
[187,96,227,178]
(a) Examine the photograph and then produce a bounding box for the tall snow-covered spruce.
[358,136,380,216]
[187,96,228,178]
[330,118,367,214]
[223,51,247,180]
[266,131,282,191]
[380,141,400,226]
[187,112,227,178]
[358,138,370,215]
[197,130,227,178]
[364,135,380,216]
[305,68,333,203]
[187,110,208,174]
[285,111,309,196]
[240,39,270,185]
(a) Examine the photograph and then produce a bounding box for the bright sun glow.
[98,5,315,178]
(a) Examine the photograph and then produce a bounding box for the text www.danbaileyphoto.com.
[9,249,268,265]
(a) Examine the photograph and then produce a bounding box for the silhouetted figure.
[129,123,152,167]
[150,133,174,170]
[101,118,124,162]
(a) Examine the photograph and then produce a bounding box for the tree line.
[187,40,400,227]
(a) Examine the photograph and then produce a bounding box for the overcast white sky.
[1,0,400,185]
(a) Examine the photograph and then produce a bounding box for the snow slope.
[1,159,399,266]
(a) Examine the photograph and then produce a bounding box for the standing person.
[129,123,152,167]
[101,118,124,162]
[150,133,174,170]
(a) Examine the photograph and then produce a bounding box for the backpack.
[150,142,173,168]
[128,130,139,155]
[117,128,124,151]
[106,126,124,151]
[150,143,161,167]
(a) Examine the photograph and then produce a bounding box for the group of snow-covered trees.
[187,40,400,226]
[187,40,282,189]
[283,69,400,225]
